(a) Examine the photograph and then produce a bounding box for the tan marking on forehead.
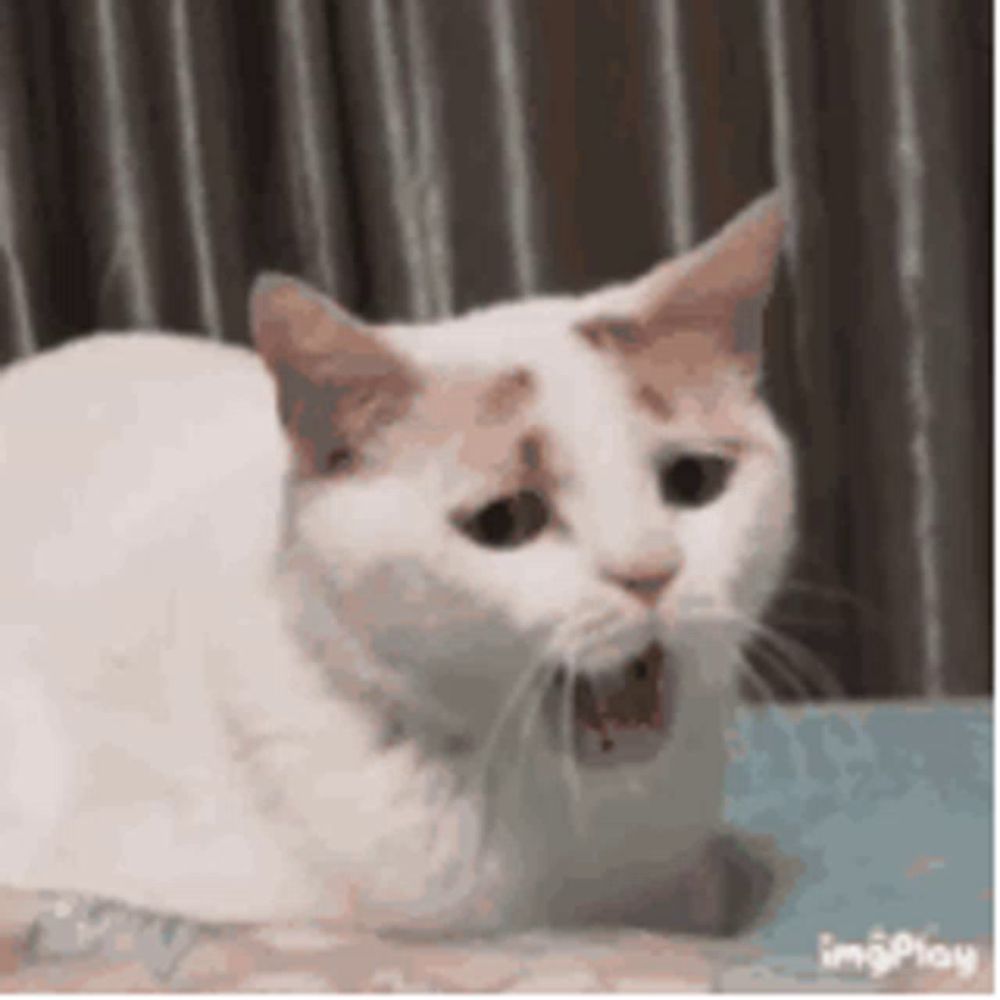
[519,432,542,471]
[635,383,673,421]
[377,372,564,505]
[479,367,535,424]
[518,429,561,494]
[577,315,752,423]
[377,370,542,480]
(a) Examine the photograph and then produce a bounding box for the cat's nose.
[602,565,677,607]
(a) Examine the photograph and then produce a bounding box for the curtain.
[0,0,991,697]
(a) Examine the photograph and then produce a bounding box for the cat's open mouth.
[544,642,675,768]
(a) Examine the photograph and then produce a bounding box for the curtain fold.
[1,0,51,355]
[0,0,990,697]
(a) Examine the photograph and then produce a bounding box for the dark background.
[0,0,991,698]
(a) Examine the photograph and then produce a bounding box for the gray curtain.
[0,0,990,697]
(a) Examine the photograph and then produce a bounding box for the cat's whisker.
[679,607,755,700]
[693,605,843,700]
[508,669,552,808]
[748,622,843,699]
[459,659,550,875]
[765,611,845,632]
[780,578,883,626]
[780,578,858,602]
[560,661,586,840]
[743,645,811,702]
[736,649,774,702]
[761,648,822,701]
[475,670,543,798]
[735,635,806,706]
[548,630,593,672]
[738,657,779,704]
[542,607,629,678]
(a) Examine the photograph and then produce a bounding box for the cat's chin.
[542,641,675,769]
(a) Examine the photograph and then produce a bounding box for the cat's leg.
[539,829,787,937]
[630,829,792,937]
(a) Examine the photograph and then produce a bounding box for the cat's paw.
[675,829,800,937]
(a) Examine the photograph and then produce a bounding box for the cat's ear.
[636,191,785,361]
[250,274,419,475]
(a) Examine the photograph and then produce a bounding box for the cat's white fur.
[0,194,794,933]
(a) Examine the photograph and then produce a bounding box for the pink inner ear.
[248,274,419,475]
[250,275,375,375]
[637,192,784,326]
[251,275,317,369]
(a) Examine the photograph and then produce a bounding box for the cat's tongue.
[569,643,673,767]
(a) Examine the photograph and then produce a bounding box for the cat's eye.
[325,446,354,474]
[458,490,550,549]
[658,453,734,508]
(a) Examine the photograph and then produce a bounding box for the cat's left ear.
[250,274,419,475]
[635,190,785,362]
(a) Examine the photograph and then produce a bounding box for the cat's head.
[251,193,794,769]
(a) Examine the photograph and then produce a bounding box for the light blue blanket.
[724,699,991,987]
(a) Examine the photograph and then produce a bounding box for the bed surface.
[0,699,991,992]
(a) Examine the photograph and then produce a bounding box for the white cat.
[0,192,793,936]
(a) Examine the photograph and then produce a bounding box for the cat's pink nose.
[602,566,677,607]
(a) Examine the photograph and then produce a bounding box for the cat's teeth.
[542,641,675,767]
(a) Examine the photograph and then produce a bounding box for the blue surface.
[725,700,992,961]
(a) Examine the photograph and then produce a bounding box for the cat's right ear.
[250,274,419,476]
[634,191,785,364]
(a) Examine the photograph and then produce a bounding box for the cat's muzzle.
[544,642,675,767]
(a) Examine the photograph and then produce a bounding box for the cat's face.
[253,193,794,769]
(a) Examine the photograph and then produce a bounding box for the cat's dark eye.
[325,446,354,474]
[658,453,734,508]
[458,490,550,549]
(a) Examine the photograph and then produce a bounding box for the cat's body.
[0,194,793,935]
